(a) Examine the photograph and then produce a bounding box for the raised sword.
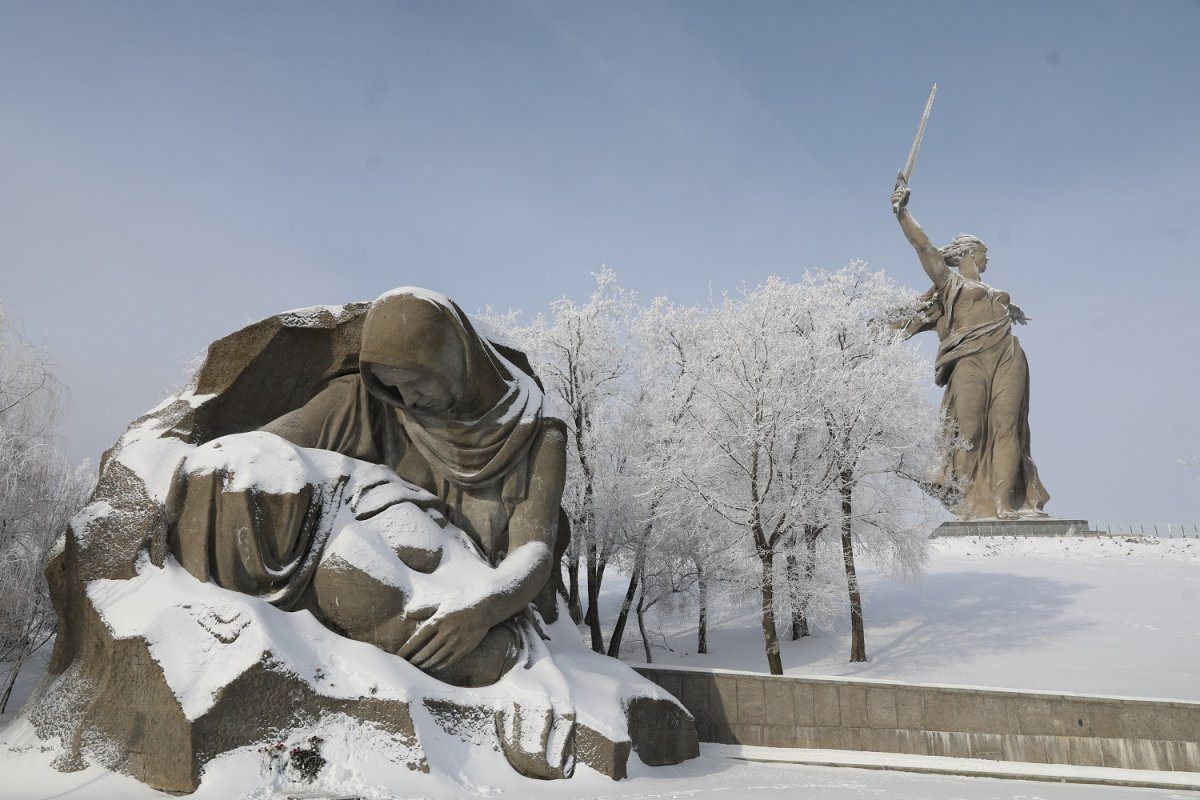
[893,83,937,212]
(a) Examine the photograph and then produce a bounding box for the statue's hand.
[891,182,911,215]
[397,603,491,671]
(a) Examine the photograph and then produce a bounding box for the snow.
[0,737,1188,799]
[619,535,1200,702]
[276,303,359,327]
[5,535,1198,798]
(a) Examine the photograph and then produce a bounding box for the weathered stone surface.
[626,696,701,766]
[633,667,1200,773]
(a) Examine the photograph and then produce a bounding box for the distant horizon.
[1,0,1197,523]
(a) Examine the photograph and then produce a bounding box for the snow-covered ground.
[620,536,1200,701]
[0,736,1193,800]
[3,535,1198,798]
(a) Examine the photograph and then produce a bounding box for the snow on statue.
[8,288,697,795]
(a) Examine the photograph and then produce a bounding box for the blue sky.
[1,0,1197,524]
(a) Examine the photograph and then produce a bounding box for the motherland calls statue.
[887,85,1049,523]
[21,288,696,794]
[891,186,1050,521]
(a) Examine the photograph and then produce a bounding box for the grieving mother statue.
[891,183,1050,520]
[166,288,567,689]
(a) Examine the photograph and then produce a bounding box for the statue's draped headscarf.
[358,288,547,508]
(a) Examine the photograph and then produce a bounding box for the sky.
[0,0,1197,525]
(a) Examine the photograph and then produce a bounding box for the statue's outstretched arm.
[891,185,950,289]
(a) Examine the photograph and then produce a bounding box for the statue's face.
[968,245,989,273]
[369,363,458,413]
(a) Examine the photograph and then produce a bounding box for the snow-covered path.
[0,740,1191,800]
[620,536,1200,701]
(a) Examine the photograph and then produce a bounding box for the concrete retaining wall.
[634,666,1200,773]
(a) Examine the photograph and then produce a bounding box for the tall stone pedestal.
[932,518,1095,538]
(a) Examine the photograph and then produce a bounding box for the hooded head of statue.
[358,288,509,419]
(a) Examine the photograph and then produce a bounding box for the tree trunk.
[786,538,804,641]
[697,562,708,655]
[635,588,652,663]
[759,549,783,675]
[584,536,604,652]
[606,562,641,658]
[840,470,867,663]
[0,654,24,715]
[566,548,583,624]
[791,525,821,639]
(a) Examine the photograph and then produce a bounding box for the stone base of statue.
[932,518,1096,538]
[16,301,698,795]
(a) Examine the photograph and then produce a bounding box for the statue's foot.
[995,508,1020,521]
[1017,507,1050,519]
[495,701,576,779]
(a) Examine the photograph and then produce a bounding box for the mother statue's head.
[359,288,509,417]
[939,233,989,276]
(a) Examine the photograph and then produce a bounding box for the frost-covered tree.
[0,308,94,712]
[652,278,841,675]
[796,264,946,663]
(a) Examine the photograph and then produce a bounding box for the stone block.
[895,728,926,755]
[736,678,765,724]
[626,696,701,766]
[838,685,868,727]
[865,687,898,729]
[857,728,900,753]
[895,689,923,729]
[1121,703,1194,742]
[966,732,1004,761]
[813,685,840,727]
[763,681,794,727]
[1043,735,1073,766]
[1069,700,1123,739]
[1067,736,1104,767]
[922,692,957,731]
[678,674,711,728]
[709,722,737,745]
[954,694,1011,734]
[816,726,844,750]
[1098,736,1128,769]
[732,724,763,746]
[709,676,738,728]
[793,727,819,749]
[791,683,815,726]
[1163,740,1200,772]
[1014,697,1060,736]
[763,725,795,748]
[942,731,972,758]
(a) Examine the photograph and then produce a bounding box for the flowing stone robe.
[165,290,569,681]
[905,271,1050,519]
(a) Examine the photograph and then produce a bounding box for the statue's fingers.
[423,640,461,671]
[397,623,439,660]
[409,633,451,668]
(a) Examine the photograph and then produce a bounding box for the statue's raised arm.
[892,184,950,289]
